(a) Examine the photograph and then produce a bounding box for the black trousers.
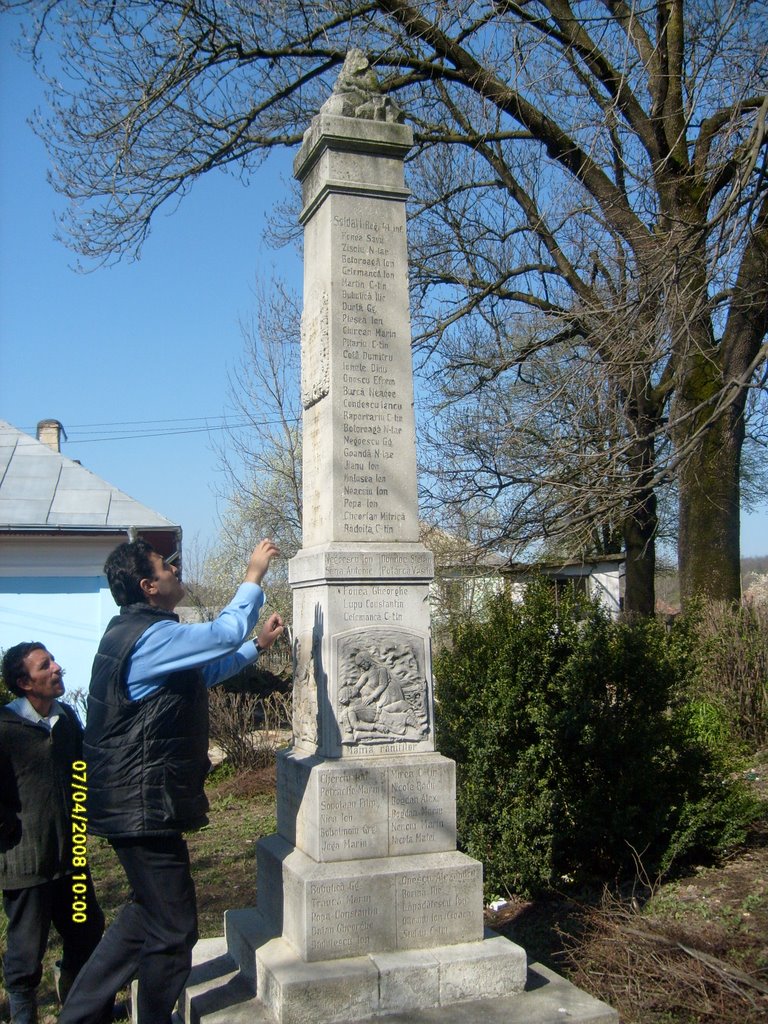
[2,871,104,996]
[58,835,198,1024]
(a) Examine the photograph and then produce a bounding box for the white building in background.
[503,553,626,619]
[422,524,626,631]
[0,419,180,692]
[420,524,509,637]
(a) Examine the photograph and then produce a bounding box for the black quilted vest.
[84,604,210,838]
[0,703,84,888]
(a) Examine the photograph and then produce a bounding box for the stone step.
[173,938,257,1024]
[227,909,527,1022]
[175,936,618,1024]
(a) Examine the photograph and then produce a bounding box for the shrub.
[682,601,768,750]
[208,688,292,771]
[434,580,763,898]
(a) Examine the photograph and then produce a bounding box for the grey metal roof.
[0,420,178,532]
[503,552,626,575]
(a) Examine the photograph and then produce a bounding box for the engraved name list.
[336,211,413,541]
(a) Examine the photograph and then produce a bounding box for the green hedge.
[434,580,762,898]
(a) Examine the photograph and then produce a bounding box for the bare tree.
[195,277,303,621]
[179,277,302,621]
[218,278,303,550]
[7,0,767,606]
[415,270,670,612]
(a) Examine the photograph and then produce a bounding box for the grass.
[0,764,278,1023]
[2,755,767,1023]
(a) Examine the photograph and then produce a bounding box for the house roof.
[503,552,626,575]
[0,419,179,534]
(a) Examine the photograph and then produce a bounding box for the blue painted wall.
[0,576,117,705]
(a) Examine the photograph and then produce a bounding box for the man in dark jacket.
[1,643,105,1024]
[58,537,283,1024]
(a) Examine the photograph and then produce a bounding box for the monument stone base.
[173,932,619,1024]
[223,909,526,1024]
[256,835,486,961]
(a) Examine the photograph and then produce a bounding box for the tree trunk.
[664,192,766,606]
[621,389,659,617]
[623,492,657,617]
[677,405,743,604]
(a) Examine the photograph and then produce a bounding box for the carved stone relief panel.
[335,628,430,747]
[301,287,330,409]
[292,628,322,750]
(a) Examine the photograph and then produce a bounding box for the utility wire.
[69,425,237,443]
[63,416,231,428]
[20,414,301,443]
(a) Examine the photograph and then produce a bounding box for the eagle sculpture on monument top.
[321,49,405,123]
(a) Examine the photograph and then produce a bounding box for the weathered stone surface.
[257,938,380,1024]
[177,937,618,1024]
[256,834,484,962]
[175,936,254,1024]
[290,588,436,759]
[434,934,528,1003]
[288,547,434,586]
[177,950,619,1024]
[371,950,441,1013]
[276,750,456,860]
[224,909,276,988]
[221,915,526,1024]
[318,50,405,125]
[296,111,417,552]
[295,111,413,235]
[290,104,435,759]
[291,619,436,760]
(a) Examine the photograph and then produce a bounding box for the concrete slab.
[370,950,440,1013]
[432,934,527,1003]
[176,940,618,1024]
[257,937,380,1024]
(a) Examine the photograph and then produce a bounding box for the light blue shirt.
[124,582,265,700]
[6,696,65,730]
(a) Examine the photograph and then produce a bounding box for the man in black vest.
[58,538,284,1024]
[1,643,105,1024]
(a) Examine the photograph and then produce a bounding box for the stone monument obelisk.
[225,51,527,1022]
[176,52,617,1024]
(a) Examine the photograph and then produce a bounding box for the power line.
[70,422,239,438]
[19,414,301,444]
[63,416,231,428]
[68,425,235,443]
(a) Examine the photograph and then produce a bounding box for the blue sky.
[0,22,300,555]
[1,22,765,560]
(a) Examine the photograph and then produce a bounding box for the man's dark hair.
[104,539,158,607]
[1,642,46,697]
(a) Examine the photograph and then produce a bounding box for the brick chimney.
[36,419,67,452]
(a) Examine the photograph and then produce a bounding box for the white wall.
[0,535,123,695]
[587,568,624,618]
[507,562,625,619]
